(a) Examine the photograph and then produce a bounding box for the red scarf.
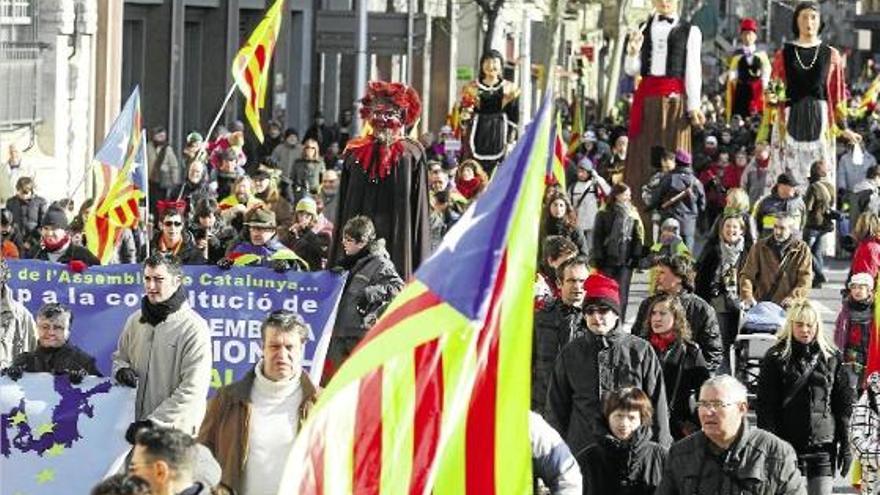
[456,176,483,199]
[649,331,678,354]
[344,136,405,180]
[43,234,70,252]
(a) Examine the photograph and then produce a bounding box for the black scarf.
[140,285,187,326]
[337,243,372,270]
[848,299,874,324]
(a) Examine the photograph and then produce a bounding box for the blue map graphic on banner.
[5,261,346,391]
[0,374,134,495]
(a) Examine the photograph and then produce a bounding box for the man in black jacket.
[33,206,100,268]
[546,272,672,455]
[2,303,100,382]
[532,256,588,414]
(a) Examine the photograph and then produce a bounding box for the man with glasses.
[112,255,212,435]
[2,303,99,383]
[33,206,100,269]
[153,206,205,265]
[546,272,671,456]
[198,311,318,495]
[657,375,805,494]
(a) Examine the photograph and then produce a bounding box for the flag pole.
[205,83,238,148]
[141,129,151,259]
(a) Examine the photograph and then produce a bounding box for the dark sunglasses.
[584,306,612,315]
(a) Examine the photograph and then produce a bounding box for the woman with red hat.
[725,17,771,121]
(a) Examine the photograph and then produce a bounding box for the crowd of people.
[6,1,880,493]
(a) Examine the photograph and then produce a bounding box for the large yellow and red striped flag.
[278,94,555,495]
[232,0,285,143]
[567,96,582,155]
[85,87,145,264]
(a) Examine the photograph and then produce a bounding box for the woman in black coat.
[756,299,854,494]
[540,191,589,257]
[578,387,667,495]
[695,213,752,351]
[643,293,709,440]
[590,184,645,321]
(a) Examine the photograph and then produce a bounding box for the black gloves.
[270,259,290,273]
[217,257,234,270]
[66,369,88,385]
[837,442,853,477]
[116,367,138,388]
[3,365,23,381]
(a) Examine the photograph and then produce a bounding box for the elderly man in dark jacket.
[326,215,404,379]
[633,254,724,371]
[546,272,672,456]
[532,256,589,414]
[2,303,100,383]
[658,375,806,495]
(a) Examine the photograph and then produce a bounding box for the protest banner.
[0,374,135,495]
[5,260,346,390]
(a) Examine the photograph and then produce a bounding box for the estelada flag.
[277,94,556,494]
[85,87,145,264]
[232,0,285,143]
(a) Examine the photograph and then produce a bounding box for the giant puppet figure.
[725,18,771,121]
[623,0,704,223]
[459,50,520,176]
[767,1,860,190]
[331,81,431,278]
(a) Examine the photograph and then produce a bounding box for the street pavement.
[624,256,858,493]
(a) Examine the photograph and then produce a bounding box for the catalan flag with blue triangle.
[85,87,145,264]
[277,93,556,494]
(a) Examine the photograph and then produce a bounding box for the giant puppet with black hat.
[767,1,860,192]
[725,18,771,121]
[622,0,704,236]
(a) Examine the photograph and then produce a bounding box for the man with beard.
[112,255,212,435]
[330,81,430,278]
[740,213,813,309]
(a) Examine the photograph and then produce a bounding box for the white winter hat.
[850,272,875,290]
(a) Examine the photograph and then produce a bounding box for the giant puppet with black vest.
[623,0,704,235]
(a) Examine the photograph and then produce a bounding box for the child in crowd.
[835,272,876,391]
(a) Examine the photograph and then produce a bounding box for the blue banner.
[5,260,346,390]
[1,374,135,495]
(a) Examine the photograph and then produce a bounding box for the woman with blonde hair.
[643,294,709,440]
[706,187,757,246]
[756,298,853,495]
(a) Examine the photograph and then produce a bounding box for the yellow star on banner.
[46,442,65,458]
[36,468,55,484]
[35,422,55,435]
[10,411,27,425]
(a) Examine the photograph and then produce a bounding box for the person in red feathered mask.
[33,206,99,271]
[329,81,430,278]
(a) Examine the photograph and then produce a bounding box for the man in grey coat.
[657,375,806,495]
[112,254,212,435]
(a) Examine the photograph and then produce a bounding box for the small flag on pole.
[231,0,286,143]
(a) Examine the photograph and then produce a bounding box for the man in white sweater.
[198,310,318,495]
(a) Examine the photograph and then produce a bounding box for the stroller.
[730,302,786,405]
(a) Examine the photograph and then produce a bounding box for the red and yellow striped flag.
[232,0,285,143]
[545,113,567,189]
[278,92,556,495]
[85,87,145,264]
[567,96,582,155]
